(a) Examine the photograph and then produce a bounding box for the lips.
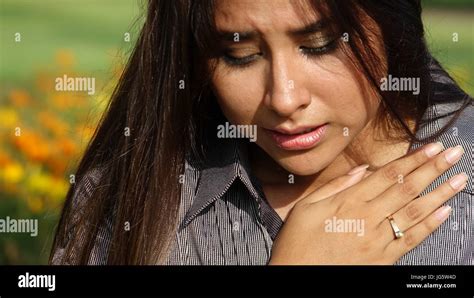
[265,123,328,150]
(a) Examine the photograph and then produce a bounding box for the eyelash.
[221,39,338,69]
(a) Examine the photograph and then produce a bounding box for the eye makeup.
[220,33,340,69]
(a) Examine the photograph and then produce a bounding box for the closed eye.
[299,38,338,56]
[222,52,261,68]
[221,37,339,69]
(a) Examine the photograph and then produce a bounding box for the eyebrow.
[216,20,328,43]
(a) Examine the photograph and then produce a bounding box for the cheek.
[305,54,378,133]
[325,77,373,133]
[211,70,263,125]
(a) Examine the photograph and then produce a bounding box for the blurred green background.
[0,0,473,264]
[0,0,142,264]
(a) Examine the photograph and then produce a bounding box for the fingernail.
[424,142,444,158]
[444,145,464,164]
[449,172,468,190]
[347,164,369,175]
[434,205,452,221]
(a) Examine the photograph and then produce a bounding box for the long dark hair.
[50,0,471,264]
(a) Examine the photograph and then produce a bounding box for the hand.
[269,143,467,264]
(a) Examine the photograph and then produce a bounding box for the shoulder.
[435,99,473,140]
[51,167,107,265]
[417,98,473,144]
[437,100,473,192]
[415,99,473,194]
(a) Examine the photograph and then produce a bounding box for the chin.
[281,161,325,176]
[271,139,348,176]
[272,152,330,176]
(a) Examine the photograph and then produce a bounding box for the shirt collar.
[182,137,261,227]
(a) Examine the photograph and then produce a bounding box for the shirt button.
[232,221,240,232]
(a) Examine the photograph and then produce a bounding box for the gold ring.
[387,215,404,239]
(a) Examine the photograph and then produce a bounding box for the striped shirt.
[52,99,473,265]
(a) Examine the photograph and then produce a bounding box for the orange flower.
[11,130,51,163]
[57,137,77,156]
[51,93,69,109]
[46,157,69,177]
[50,93,86,109]
[55,49,76,68]
[9,89,31,107]
[27,196,44,214]
[36,71,55,93]
[0,150,13,167]
[38,111,69,137]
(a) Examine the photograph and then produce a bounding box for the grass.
[423,9,474,94]
[0,0,143,83]
[422,0,474,9]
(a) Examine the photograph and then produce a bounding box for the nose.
[264,52,311,117]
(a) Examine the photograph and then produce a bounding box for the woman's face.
[210,0,381,176]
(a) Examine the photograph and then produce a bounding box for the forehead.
[214,0,320,34]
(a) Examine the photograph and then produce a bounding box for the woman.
[50,0,472,265]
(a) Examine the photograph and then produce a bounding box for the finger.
[371,145,465,219]
[377,172,467,244]
[363,170,374,179]
[348,142,444,201]
[384,205,452,261]
[303,164,369,204]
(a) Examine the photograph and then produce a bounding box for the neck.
[249,119,415,220]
